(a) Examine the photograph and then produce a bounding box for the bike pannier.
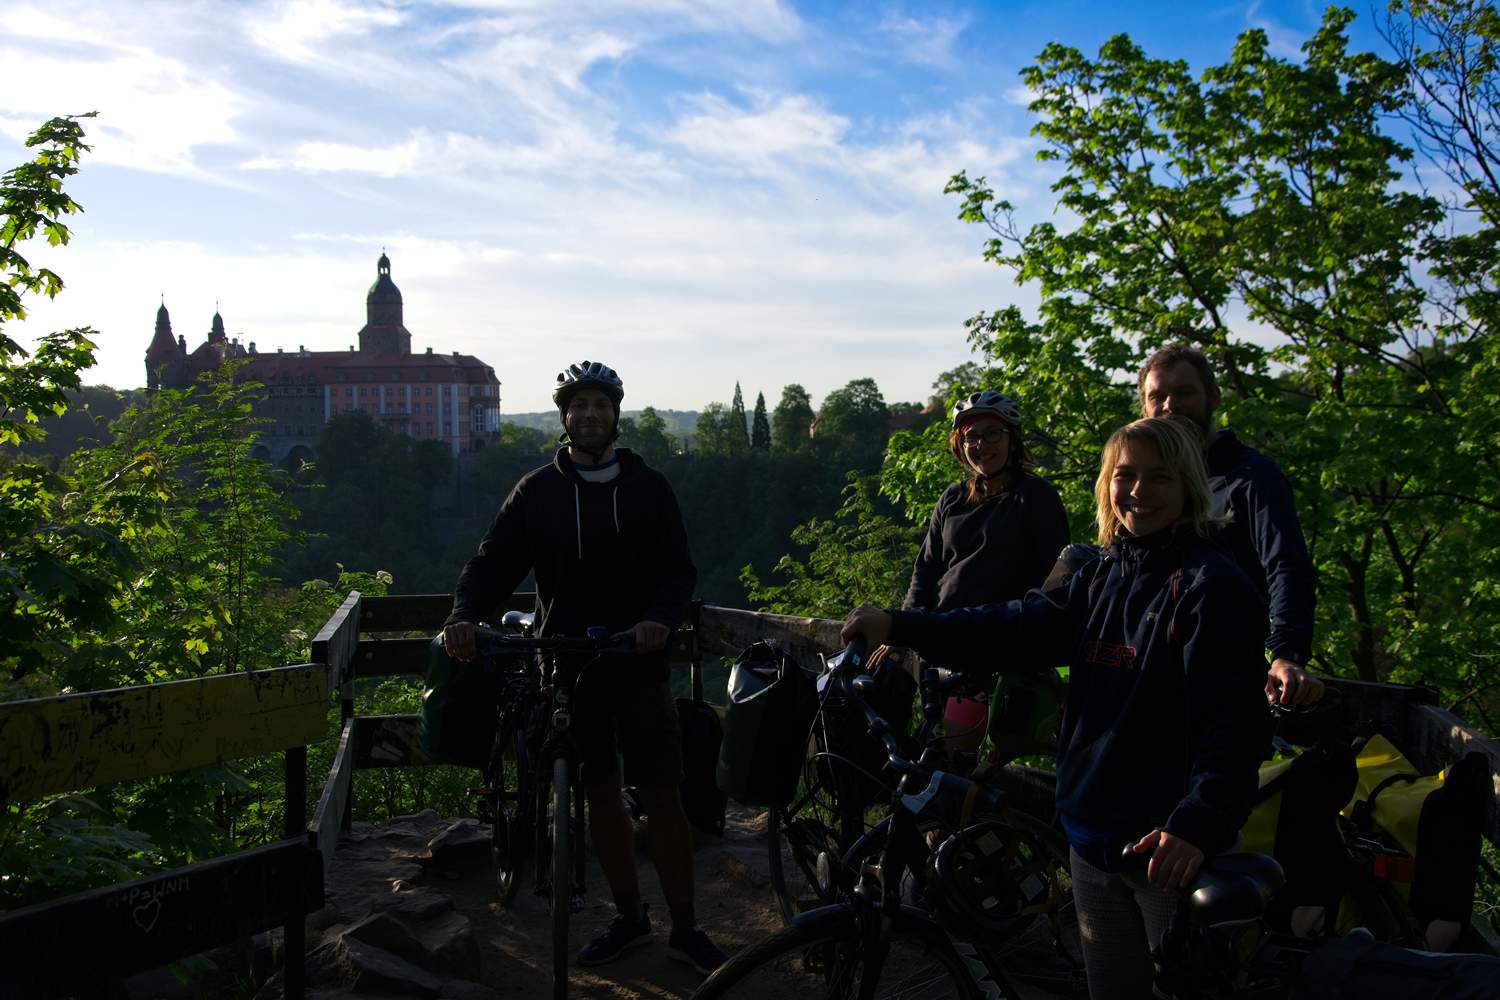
[419,636,515,769]
[717,640,817,807]
[678,698,727,836]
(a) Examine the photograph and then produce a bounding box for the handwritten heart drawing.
[132,896,161,933]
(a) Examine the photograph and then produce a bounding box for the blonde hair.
[1094,417,1219,545]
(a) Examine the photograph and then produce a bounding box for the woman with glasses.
[868,390,1070,751]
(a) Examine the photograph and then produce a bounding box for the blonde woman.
[843,417,1269,999]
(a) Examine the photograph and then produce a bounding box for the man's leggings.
[1069,847,1178,1000]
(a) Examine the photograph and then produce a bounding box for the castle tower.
[145,301,187,390]
[357,252,412,355]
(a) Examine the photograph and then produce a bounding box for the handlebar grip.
[844,633,868,662]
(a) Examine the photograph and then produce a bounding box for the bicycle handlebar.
[473,624,637,655]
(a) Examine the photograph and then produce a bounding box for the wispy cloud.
[877,11,970,69]
[249,0,406,62]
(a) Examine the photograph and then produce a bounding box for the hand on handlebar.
[441,621,478,663]
[614,619,669,652]
[1266,658,1324,708]
[865,644,894,670]
[841,604,892,649]
[1129,828,1204,890]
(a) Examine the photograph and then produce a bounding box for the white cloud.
[663,92,848,170]
[249,0,406,62]
[244,135,427,177]
[878,12,970,68]
[0,6,249,177]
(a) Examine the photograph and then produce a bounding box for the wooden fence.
[4,593,1500,995]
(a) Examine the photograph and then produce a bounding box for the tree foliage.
[741,474,919,618]
[771,384,815,453]
[932,2,1499,700]
[751,391,771,450]
[815,377,891,469]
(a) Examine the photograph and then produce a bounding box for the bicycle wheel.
[488,718,533,905]
[550,755,571,1000]
[695,906,988,1000]
[768,739,868,923]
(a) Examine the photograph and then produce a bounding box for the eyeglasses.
[961,428,1007,447]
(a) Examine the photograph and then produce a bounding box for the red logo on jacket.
[1083,640,1138,669]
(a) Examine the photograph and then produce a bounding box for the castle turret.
[357,253,412,354]
[146,301,187,390]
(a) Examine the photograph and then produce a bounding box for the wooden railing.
[0,664,329,998]
[5,592,1500,994]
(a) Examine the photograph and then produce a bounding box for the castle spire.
[146,301,186,390]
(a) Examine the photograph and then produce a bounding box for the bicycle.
[472,611,633,1000]
[698,637,1084,1000]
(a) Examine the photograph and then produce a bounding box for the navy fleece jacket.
[447,447,696,682]
[888,528,1270,859]
[1206,429,1315,667]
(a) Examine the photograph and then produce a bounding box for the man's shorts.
[571,679,683,789]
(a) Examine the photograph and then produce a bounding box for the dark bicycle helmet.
[952,390,1022,430]
[553,360,625,414]
[924,819,1063,940]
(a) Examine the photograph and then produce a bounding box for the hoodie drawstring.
[613,486,620,532]
[574,484,582,559]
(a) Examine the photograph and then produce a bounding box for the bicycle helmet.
[553,360,625,414]
[952,390,1022,430]
[925,820,1062,940]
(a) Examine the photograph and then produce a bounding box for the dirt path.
[306,804,791,999]
[457,807,787,998]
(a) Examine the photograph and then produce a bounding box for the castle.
[145,254,501,465]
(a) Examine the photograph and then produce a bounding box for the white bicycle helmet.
[952,390,1022,430]
[554,360,625,413]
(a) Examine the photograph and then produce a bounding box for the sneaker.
[667,925,727,975]
[578,905,652,966]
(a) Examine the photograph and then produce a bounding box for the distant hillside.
[503,409,700,437]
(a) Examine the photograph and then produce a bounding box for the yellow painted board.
[0,664,329,805]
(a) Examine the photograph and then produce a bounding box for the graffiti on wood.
[0,664,329,805]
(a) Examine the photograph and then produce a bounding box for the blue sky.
[1,0,1389,414]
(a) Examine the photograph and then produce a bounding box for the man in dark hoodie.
[1138,344,1324,707]
[441,360,725,975]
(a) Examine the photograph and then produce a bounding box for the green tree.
[815,377,891,470]
[626,405,674,463]
[772,384,815,453]
[730,381,750,449]
[694,401,745,457]
[741,474,919,618]
[751,391,771,450]
[937,5,1499,694]
[496,421,551,456]
[0,113,130,689]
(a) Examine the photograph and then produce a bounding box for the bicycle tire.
[767,738,868,923]
[551,755,571,1000]
[695,905,990,1000]
[489,718,533,905]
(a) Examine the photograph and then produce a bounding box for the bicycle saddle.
[1186,853,1285,925]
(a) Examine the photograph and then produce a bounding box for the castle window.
[426,422,434,435]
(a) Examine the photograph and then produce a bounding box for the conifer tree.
[730,381,750,447]
[751,391,771,450]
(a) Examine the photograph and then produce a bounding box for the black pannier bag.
[677,697,728,836]
[717,640,817,807]
[418,636,517,769]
